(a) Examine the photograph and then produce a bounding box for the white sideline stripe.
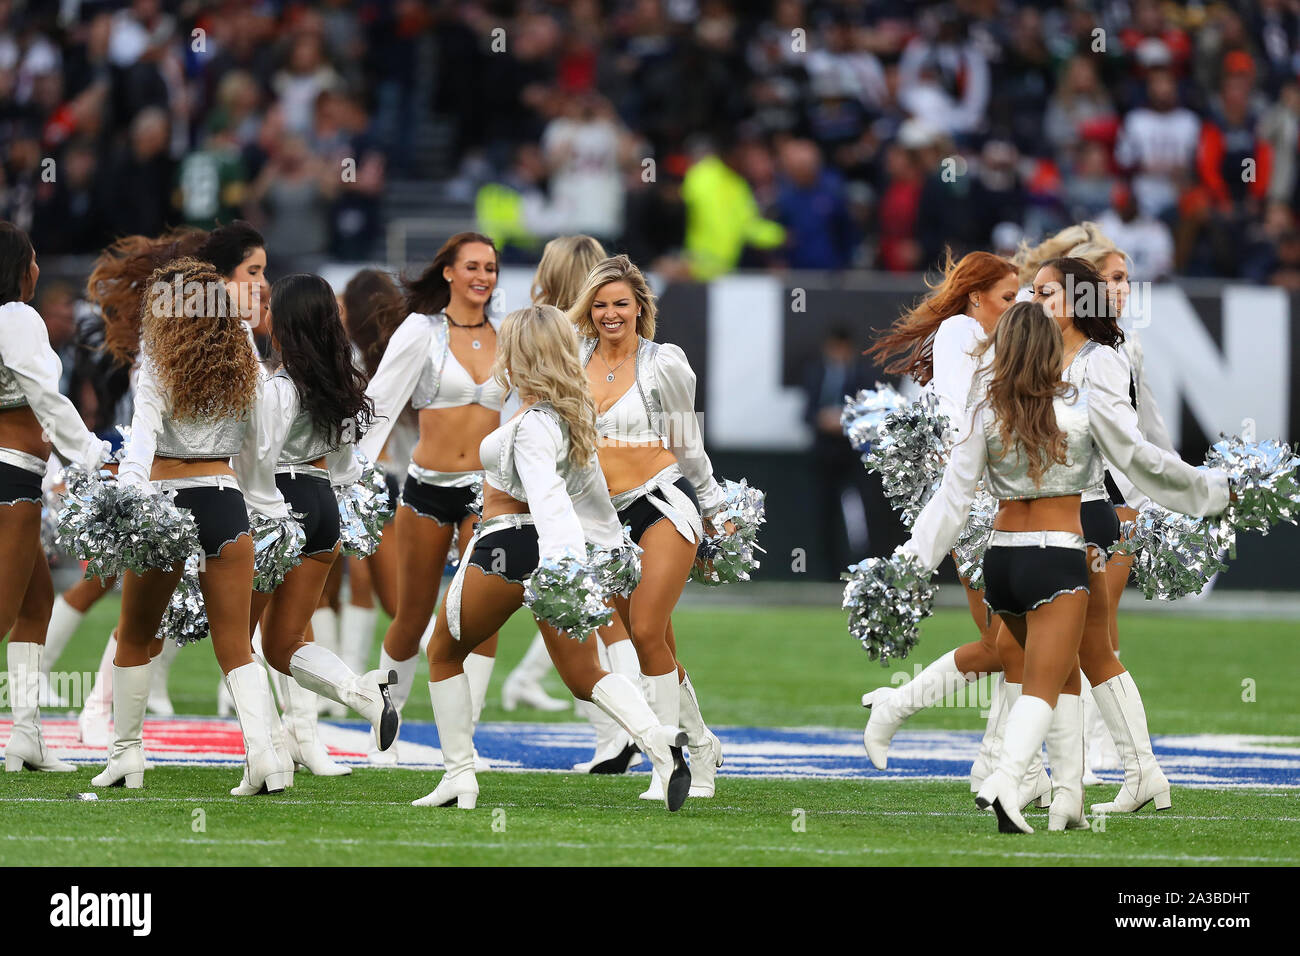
[0,834,1291,864]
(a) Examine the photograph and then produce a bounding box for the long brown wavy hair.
[140,258,259,421]
[342,267,405,376]
[978,301,1075,487]
[868,249,1015,385]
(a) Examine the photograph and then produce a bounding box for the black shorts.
[983,544,1090,618]
[0,459,42,506]
[1104,471,1127,506]
[1080,499,1120,552]
[173,486,251,559]
[401,474,476,525]
[467,524,539,585]
[384,472,401,512]
[616,476,700,545]
[275,472,340,556]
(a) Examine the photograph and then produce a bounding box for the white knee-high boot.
[5,642,75,772]
[90,662,150,788]
[1090,671,1171,814]
[590,673,690,811]
[40,595,82,707]
[678,673,722,797]
[463,651,495,771]
[78,633,116,747]
[289,644,398,751]
[975,694,1054,834]
[862,649,968,770]
[996,681,1053,810]
[412,674,478,808]
[1045,692,1088,830]
[339,604,378,675]
[310,608,344,716]
[275,669,350,776]
[637,671,682,802]
[226,662,292,795]
[369,648,418,765]
[574,638,640,773]
[970,673,1006,792]
[146,637,180,716]
[502,631,568,711]
[1082,674,1121,776]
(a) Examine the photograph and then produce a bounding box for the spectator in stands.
[272,30,341,137]
[1044,55,1117,157]
[622,153,688,277]
[475,142,553,262]
[32,139,102,254]
[1259,81,1300,208]
[175,118,249,229]
[897,13,990,139]
[246,134,335,264]
[37,281,78,396]
[1097,183,1174,281]
[1064,138,1119,223]
[680,132,785,280]
[328,92,386,260]
[97,106,174,238]
[875,140,923,273]
[0,120,41,234]
[992,6,1057,155]
[1114,62,1201,221]
[541,92,629,245]
[774,139,856,270]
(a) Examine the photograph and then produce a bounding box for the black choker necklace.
[447,315,488,329]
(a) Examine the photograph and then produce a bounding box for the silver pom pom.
[1110,506,1233,601]
[250,512,307,592]
[691,478,767,586]
[865,393,950,526]
[157,555,209,646]
[1204,435,1300,534]
[337,451,396,557]
[467,475,484,517]
[523,549,612,641]
[57,466,201,579]
[952,487,997,589]
[588,525,643,597]
[841,384,908,458]
[842,551,937,665]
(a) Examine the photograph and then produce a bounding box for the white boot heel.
[411,770,479,808]
[975,771,1033,834]
[226,663,290,796]
[978,694,1055,834]
[1045,693,1088,831]
[1089,672,1174,815]
[414,676,479,808]
[1152,788,1172,811]
[4,642,78,771]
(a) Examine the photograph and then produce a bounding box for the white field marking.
[0,834,1292,864]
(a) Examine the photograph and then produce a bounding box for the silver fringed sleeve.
[250,511,307,592]
[842,551,937,665]
[522,549,613,641]
[690,478,767,586]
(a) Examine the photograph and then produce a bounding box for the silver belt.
[444,512,536,642]
[155,474,241,493]
[988,530,1086,551]
[276,463,330,481]
[0,447,47,476]
[609,464,702,543]
[1081,485,1110,503]
[406,464,482,488]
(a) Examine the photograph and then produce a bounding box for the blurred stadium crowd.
[4,0,1300,287]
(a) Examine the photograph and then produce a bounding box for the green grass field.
[3,596,1298,866]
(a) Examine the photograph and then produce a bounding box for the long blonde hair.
[532,235,608,309]
[494,305,599,470]
[1013,222,1111,286]
[1065,238,1124,273]
[567,254,657,341]
[979,301,1074,487]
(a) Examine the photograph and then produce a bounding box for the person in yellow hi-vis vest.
[681,140,786,280]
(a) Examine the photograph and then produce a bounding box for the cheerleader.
[568,255,727,800]
[503,235,646,772]
[414,304,690,810]
[897,300,1228,832]
[357,233,504,764]
[94,257,288,793]
[859,252,1048,800]
[0,222,112,772]
[77,222,272,742]
[247,274,399,779]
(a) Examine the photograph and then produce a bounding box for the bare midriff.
[481,483,529,522]
[413,405,498,473]
[994,494,1085,538]
[597,441,677,496]
[149,457,237,481]
[0,406,53,459]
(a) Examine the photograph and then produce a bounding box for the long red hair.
[867,249,1016,385]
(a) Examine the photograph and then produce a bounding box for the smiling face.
[1030,265,1071,331]
[226,245,268,328]
[590,280,638,349]
[443,241,498,313]
[1099,252,1130,316]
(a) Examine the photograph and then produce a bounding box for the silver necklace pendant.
[606,372,615,382]
[471,339,482,350]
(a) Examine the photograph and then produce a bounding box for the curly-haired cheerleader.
[859,252,1049,801]
[355,232,505,765]
[569,255,730,799]
[245,274,399,779]
[0,222,112,773]
[898,301,1228,833]
[76,222,271,743]
[94,258,288,793]
[414,304,690,810]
